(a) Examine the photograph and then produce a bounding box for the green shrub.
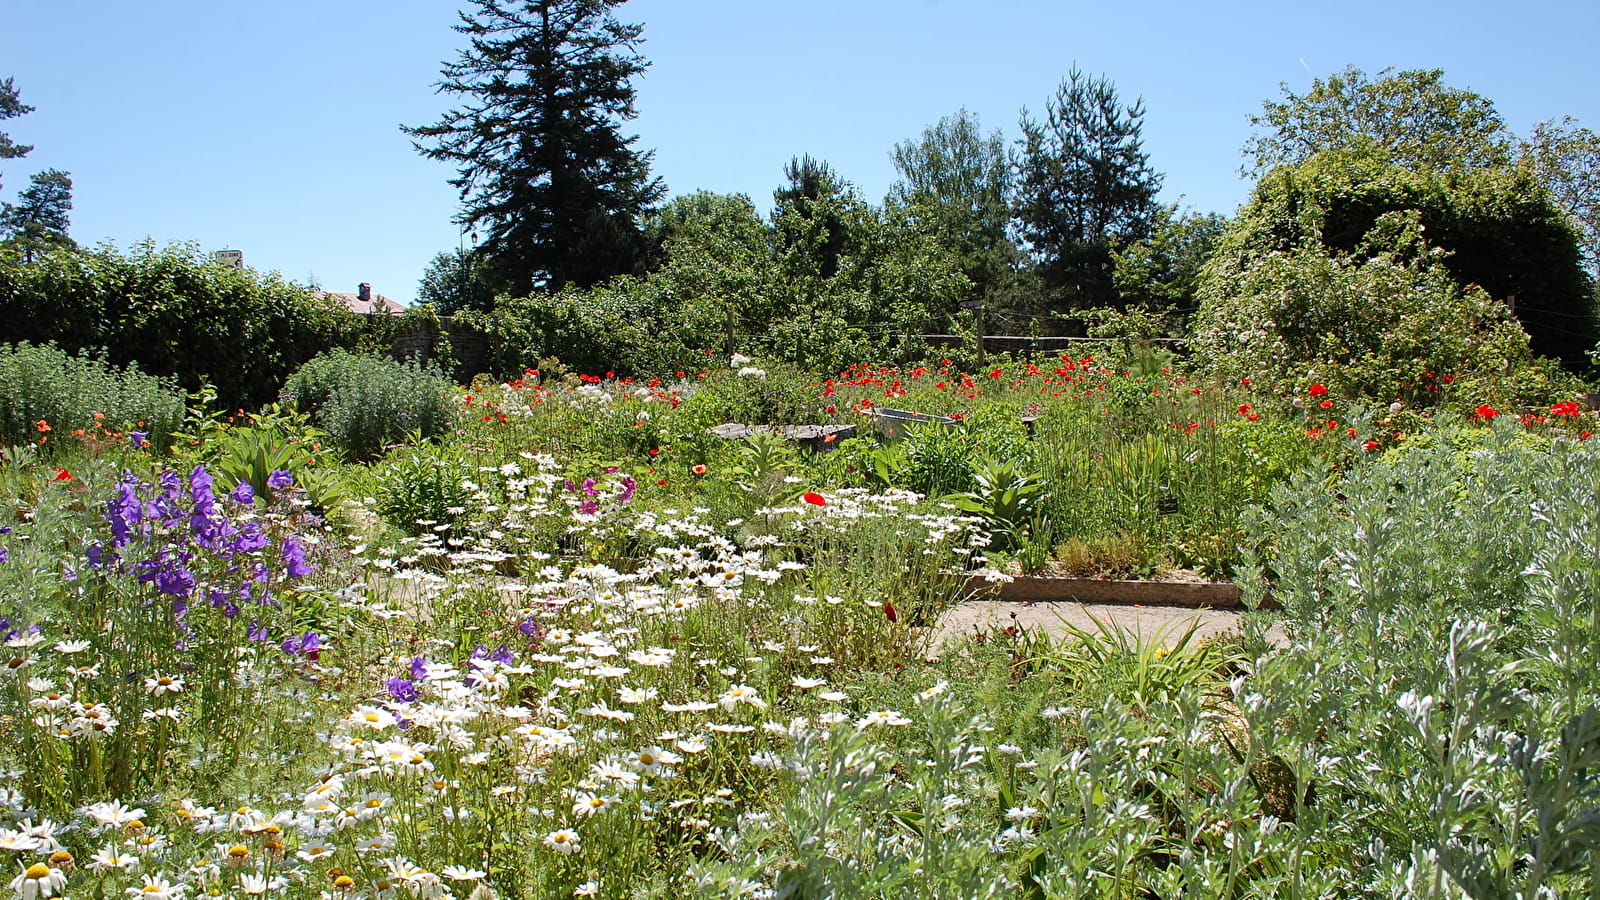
[282,351,456,461]
[0,342,184,453]
[372,438,479,536]
[1190,238,1570,408]
[0,240,376,410]
[1195,150,1599,372]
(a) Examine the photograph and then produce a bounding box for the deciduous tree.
[887,109,1019,304]
[1242,66,1513,176]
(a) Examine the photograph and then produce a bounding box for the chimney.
[357,283,372,302]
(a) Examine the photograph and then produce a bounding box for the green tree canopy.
[404,0,665,296]
[1195,150,1599,380]
[0,77,33,191]
[1,168,74,261]
[1014,68,1162,313]
[886,109,1019,304]
[415,247,498,314]
[1523,116,1600,275]
[1241,66,1514,177]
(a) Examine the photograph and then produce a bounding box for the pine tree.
[1015,68,1162,312]
[0,168,73,261]
[404,0,664,295]
[0,77,36,192]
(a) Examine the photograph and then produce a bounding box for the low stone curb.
[964,575,1277,610]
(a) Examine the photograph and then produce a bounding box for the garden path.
[930,599,1286,656]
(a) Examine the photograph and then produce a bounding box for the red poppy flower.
[802,492,826,507]
[884,600,897,623]
[52,468,72,482]
[1475,404,1499,421]
[1308,384,1328,398]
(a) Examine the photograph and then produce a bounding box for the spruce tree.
[405,0,664,295]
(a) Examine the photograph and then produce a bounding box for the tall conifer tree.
[405,0,664,295]
[1015,69,1162,312]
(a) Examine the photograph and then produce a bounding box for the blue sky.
[2,0,1595,305]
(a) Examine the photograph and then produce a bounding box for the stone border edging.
[964,575,1277,610]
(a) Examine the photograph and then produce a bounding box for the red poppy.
[1475,404,1499,421]
[802,492,826,506]
[52,468,72,482]
[1308,384,1328,398]
[884,600,897,623]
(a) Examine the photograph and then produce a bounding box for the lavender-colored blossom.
[230,482,256,505]
[282,538,313,578]
[247,620,269,641]
[106,473,143,547]
[267,470,294,491]
[616,475,636,505]
[155,563,196,598]
[228,523,270,555]
[129,431,148,448]
[386,677,420,703]
[409,656,428,680]
[282,631,324,658]
[518,618,543,638]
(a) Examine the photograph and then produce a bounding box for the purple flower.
[616,475,636,505]
[517,618,543,638]
[247,620,269,641]
[409,656,428,680]
[386,676,420,703]
[282,538,313,578]
[267,470,294,491]
[129,431,148,448]
[230,482,256,505]
[282,630,324,659]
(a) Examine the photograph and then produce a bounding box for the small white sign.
[214,250,244,269]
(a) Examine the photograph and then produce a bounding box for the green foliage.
[0,76,34,189]
[1191,238,1564,406]
[373,436,479,537]
[1015,67,1163,313]
[945,455,1049,551]
[415,247,498,314]
[0,342,184,454]
[1238,427,1600,896]
[283,350,456,461]
[0,240,370,410]
[403,0,664,293]
[1194,149,1599,383]
[887,108,1021,306]
[173,398,349,515]
[1109,203,1227,324]
[1523,115,1600,274]
[0,168,74,261]
[1242,65,1514,176]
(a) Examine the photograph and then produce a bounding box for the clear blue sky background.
[3,0,1595,305]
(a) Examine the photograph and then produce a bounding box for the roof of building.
[317,291,406,315]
